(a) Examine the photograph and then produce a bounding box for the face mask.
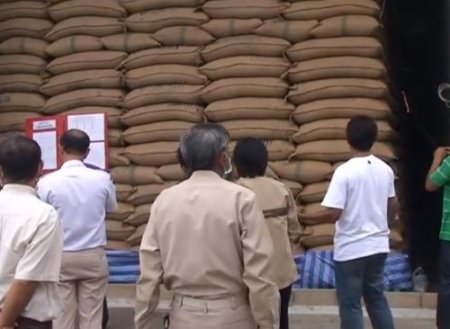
[223,154,233,176]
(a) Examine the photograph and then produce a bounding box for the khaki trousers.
[53,248,108,329]
[168,295,257,329]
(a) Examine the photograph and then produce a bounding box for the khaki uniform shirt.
[135,171,279,329]
[238,177,302,289]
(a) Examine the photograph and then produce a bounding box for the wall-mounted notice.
[33,130,58,170]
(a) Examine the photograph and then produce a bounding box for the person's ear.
[84,148,90,160]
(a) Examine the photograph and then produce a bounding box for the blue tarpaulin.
[106,250,140,283]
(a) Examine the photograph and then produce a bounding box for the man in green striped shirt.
[425,146,450,329]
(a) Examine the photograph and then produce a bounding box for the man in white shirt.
[0,136,63,329]
[299,116,396,329]
[38,129,117,329]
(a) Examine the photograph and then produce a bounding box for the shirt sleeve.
[36,179,50,203]
[240,192,280,329]
[15,208,63,282]
[105,176,118,212]
[431,156,450,187]
[321,168,347,210]
[388,167,396,198]
[286,189,302,245]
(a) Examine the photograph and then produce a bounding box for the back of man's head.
[0,136,42,183]
[346,115,378,152]
[60,129,90,156]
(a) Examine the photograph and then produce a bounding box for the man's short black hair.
[0,136,41,182]
[60,129,90,155]
[346,115,378,152]
[233,138,268,178]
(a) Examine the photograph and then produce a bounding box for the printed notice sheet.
[67,114,105,141]
[33,131,57,170]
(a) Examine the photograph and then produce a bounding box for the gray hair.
[179,123,230,172]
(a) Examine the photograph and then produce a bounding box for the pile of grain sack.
[0,0,404,252]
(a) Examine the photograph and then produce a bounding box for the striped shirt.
[431,156,450,241]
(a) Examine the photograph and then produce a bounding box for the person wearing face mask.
[135,123,280,329]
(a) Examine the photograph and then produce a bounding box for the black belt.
[263,207,289,218]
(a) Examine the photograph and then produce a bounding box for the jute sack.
[40,69,123,96]
[105,240,132,250]
[126,8,209,33]
[105,203,135,221]
[125,65,207,89]
[265,166,279,179]
[200,56,290,80]
[311,15,379,38]
[0,18,52,41]
[127,224,146,246]
[270,160,333,184]
[299,181,330,204]
[108,129,125,147]
[287,37,382,62]
[124,85,203,110]
[288,78,388,105]
[0,37,47,58]
[0,55,45,74]
[45,17,125,42]
[124,142,179,166]
[121,104,203,126]
[43,89,125,114]
[292,140,396,162]
[111,166,163,185]
[0,112,40,132]
[49,0,126,22]
[298,203,330,224]
[0,93,45,113]
[110,147,130,167]
[124,204,151,226]
[205,98,294,121]
[120,0,205,13]
[106,220,135,240]
[291,98,390,124]
[292,119,393,144]
[265,140,296,161]
[116,184,136,202]
[0,74,42,93]
[0,1,47,21]
[202,19,262,38]
[301,223,335,248]
[45,36,103,58]
[282,0,380,20]
[222,119,297,140]
[156,164,186,181]
[123,121,193,144]
[101,33,160,52]
[254,19,318,43]
[200,78,288,103]
[45,51,127,75]
[63,107,122,128]
[153,26,214,46]
[280,179,303,198]
[309,245,334,251]
[202,0,289,19]
[201,36,290,62]
[122,46,202,70]
[288,56,386,83]
[127,182,176,206]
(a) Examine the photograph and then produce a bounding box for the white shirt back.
[321,155,395,261]
[37,160,117,251]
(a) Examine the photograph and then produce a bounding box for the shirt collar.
[61,160,85,169]
[1,184,37,196]
[189,170,222,180]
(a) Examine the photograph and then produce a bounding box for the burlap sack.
[153,26,214,46]
[106,220,135,239]
[0,1,47,21]
[202,0,289,19]
[200,56,290,80]
[124,142,179,166]
[288,78,388,105]
[291,98,390,124]
[205,97,294,121]
[288,56,386,83]
[120,0,205,13]
[0,93,45,113]
[40,69,123,96]
[110,147,130,167]
[105,240,132,250]
[156,164,186,181]
[265,166,279,179]
[108,129,124,147]
[311,15,379,38]
[106,202,135,221]
[280,179,303,198]
[265,140,296,161]
[63,106,122,128]
[45,36,103,58]
[126,65,207,89]
[45,51,127,75]
[201,36,290,62]
[122,46,202,70]
[299,181,330,204]
[111,166,164,185]
[292,140,396,162]
[121,104,203,126]
[0,18,52,41]
[126,8,209,33]
[45,17,125,42]
[0,55,46,75]
[116,184,136,202]
[0,112,40,132]
[124,204,151,226]
[301,223,335,248]
[270,160,333,184]
[298,203,339,225]
[126,224,146,246]
[202,19,262,38]
[254,19,318,43]
[282,0,380,20]
[200,78,288,103]
[123,121,193,144]
[287,37,382,62]
[49,0,126,22]
[127,182,176,206]
[0,37,48,58]
[309,245,334,251]
[222,119,297,140]
[43,89,125,114]
[101,33,160,52]
[124,85,203,110]
[0,74,42,93]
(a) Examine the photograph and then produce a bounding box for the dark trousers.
[437,240,450,329]
[16,317,52,329]
[102,298,109,329]
[279,285,292,329]
[335,253,395,329]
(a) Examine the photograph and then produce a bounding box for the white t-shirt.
[322,154,395,262]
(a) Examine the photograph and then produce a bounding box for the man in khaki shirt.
[135,123,280,329]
